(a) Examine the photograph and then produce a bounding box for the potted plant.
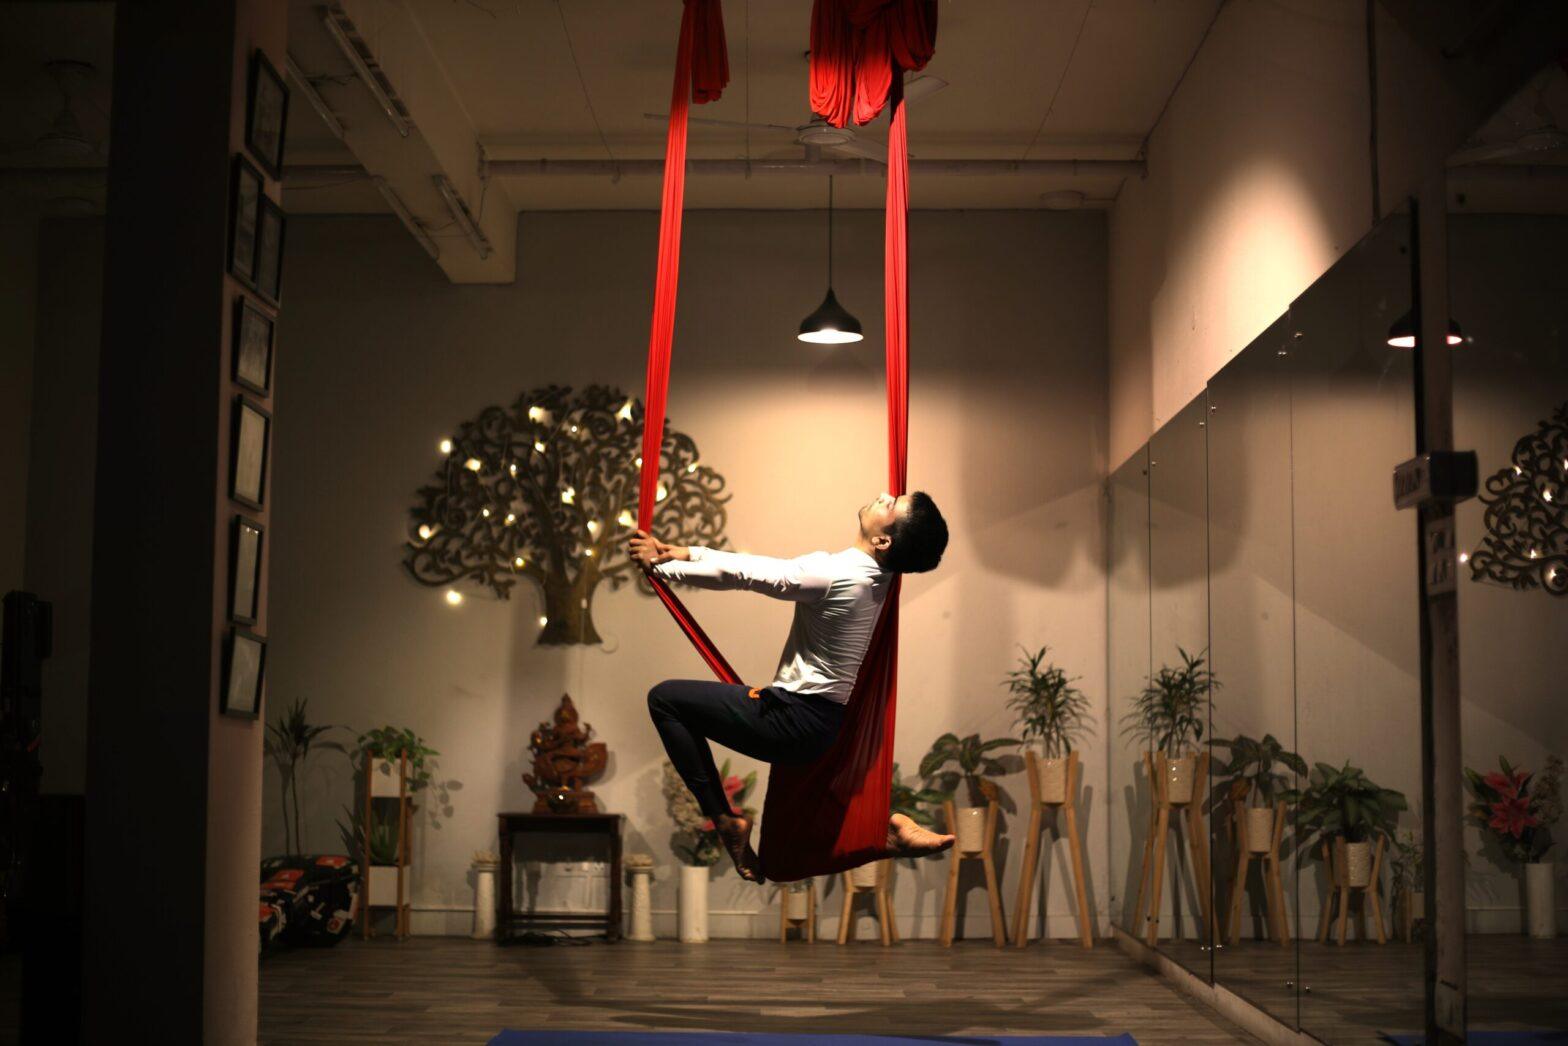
[1388,829,1425,942]
[1004,646,1090,804]
[1122,648,1216,805]
[357,725,439,794]
[1465,755,1562,938]
[1285,761,1407,889]
[854,762,952,888]
[264,698,345,855]
[919,732,1019,854]
[1211,733,1306,854]
[661,758,757,942]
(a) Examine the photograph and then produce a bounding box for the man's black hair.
[882,491,948,574]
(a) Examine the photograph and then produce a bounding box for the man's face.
[858,492,910,544]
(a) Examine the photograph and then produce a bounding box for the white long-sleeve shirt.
[652,546,889,704]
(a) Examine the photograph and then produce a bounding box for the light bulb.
[445,589,463,606]
[481,507,491,518]
[656,482,668,502]
[584,548,595,557]
[1529,548,1542,559]
[528,406,544,423]
[538,615,549,627]
[505,513,516,524]
[1458,552,1469,564]
[616,401,634,422]
[686,462,698,474]
[587,520,600,535]
[464,457,482,472]
[617,509,635,528]
[561,486,575,505]
[438,438,453,455]
[534,441,546,454]
[1515,466,1524,475]
[1544,489,1555,503]
[514,556,526,568]
[417,524,433,540]
[509,463,518,475]
[635,456,643,469]
[570,424,579,434]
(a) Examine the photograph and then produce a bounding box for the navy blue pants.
[647,680,845,822]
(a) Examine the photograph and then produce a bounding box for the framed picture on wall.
[222,627,267,719]
[254,196,285,307]
[229,156,264,287]
[230,515,264,625]
[245,50,289,180]
[233,297,274,395]
[231,395,271,510]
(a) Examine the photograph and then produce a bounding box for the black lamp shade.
[797,286,864,344]
[1386,309,1464,348]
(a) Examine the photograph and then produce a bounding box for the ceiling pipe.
[276,157,1146,183]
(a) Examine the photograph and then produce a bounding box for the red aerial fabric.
[639,0,935,882]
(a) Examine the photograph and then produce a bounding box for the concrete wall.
[267,208,1112,938]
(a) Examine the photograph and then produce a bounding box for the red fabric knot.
[809,0,937,127]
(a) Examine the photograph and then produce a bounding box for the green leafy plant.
[1121,647,1217,756]
[264,698,345,855]
[334,805,401,866]
[1212,733,1306,809]
[1004,646,1091,757]
[919,732,1019,806]
[890,762,950,829]
[1389,829,1424,899]
[1464,755,1562,864]
[358,725,438,792]
[1284,761,1407,848]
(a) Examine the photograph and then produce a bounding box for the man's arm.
[629,532,829,603]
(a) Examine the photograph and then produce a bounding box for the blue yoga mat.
[491,1034,1138,1046]
[1381,1034,1568,1044]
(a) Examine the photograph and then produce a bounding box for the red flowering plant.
[661,758,758,868]
[1464,755,1563,865]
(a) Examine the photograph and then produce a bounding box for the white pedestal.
[1525,861,1556,939]
[628,866,655,941]
[678,864,709,943]
[471,866,497,939]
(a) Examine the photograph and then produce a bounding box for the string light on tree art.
[403,384,732,643]
[1468,401,1568,598]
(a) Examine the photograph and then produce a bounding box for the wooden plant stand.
[938,799,1006,947]
[1225,797,1290,946]
[1133,750,1214,947]
[1315,835,1387,946]
[779,880,818,943]
[361,751,411,940]
[838,862,898,946]
[1011,749,1094,948]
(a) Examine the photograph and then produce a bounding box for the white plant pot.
[1163,755,1196,805]
[1035,753,1068,804]
[1343,840,1373,889]
[369,757,402,798]
[678,864,709,943]
[849,859,888,890]
[1245,807,1275,854]
[1524,861,1556,939]
[786,885,812,920]
[627,866,655,941]
[470,865,497,939]
[954,806,988,854]
[368,864,407,907]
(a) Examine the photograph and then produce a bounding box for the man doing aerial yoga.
[629,491,954,882]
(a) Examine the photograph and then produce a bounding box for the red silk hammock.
[636,0,937,883]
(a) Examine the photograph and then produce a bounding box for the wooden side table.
[496,812,623,942]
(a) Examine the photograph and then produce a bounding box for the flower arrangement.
[662,759,757,868]
[1464,755,1563,864]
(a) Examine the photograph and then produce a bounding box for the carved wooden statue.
[523,694,608,814]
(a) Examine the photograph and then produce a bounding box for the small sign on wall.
[1425,514,1458,596]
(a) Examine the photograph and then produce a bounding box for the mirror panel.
[1108,446,1153,936]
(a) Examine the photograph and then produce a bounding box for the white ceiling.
[281,0,1224,212]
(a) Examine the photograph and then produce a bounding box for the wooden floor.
[258,937,1260,1045]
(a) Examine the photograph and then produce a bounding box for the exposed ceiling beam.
[281,157,1147,182]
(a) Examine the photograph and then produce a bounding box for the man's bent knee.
[647,680,679,718]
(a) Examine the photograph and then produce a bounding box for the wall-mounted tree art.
[1469,400,1566,597]
[403,384,731,643]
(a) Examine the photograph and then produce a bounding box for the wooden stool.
[938,799,1006,947]
[1011,750,1094,948]
[778,881,818,942]
[838,860,898,945]
[1133,750,1214,947]
[1224,796,1290,946]
[1316,835,1387,945]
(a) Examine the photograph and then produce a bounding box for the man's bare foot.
[886,812,955,858]
[715,813,763,882]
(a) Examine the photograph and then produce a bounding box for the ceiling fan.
[643,73,947,164]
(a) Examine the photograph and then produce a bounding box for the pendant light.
[798,176,863,344]
[1385,308,1464,349]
